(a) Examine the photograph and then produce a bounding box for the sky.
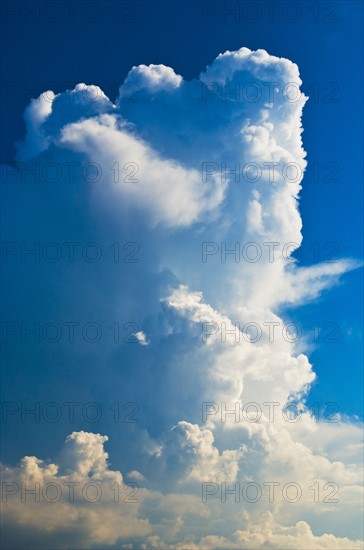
[0,1,363,549]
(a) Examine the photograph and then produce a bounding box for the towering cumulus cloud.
[1,48,362,548]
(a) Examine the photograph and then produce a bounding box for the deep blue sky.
[1,0,363,464]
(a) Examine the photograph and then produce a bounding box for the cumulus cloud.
[0,432,152,549]
[58,114,225,227]
[235,513,364,549]
[124,63,183,92]
[2,47,362,548]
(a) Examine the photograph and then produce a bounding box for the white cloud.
[1,432,152,548]
[59,114,226,227]
[235,513,364,549]
[3,46,363,548]
[135,330,149,346]
[123,63,183,92]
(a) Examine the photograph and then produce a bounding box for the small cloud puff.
[123,63,183,92]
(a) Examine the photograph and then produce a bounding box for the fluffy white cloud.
[58,114,226,227]
[123,63,183,92]
[235,513,364,549]
[0,432,152,549]
[2,46,362,548]
[1,425,362,549]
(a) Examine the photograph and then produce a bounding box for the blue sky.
[1,1,363,548]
